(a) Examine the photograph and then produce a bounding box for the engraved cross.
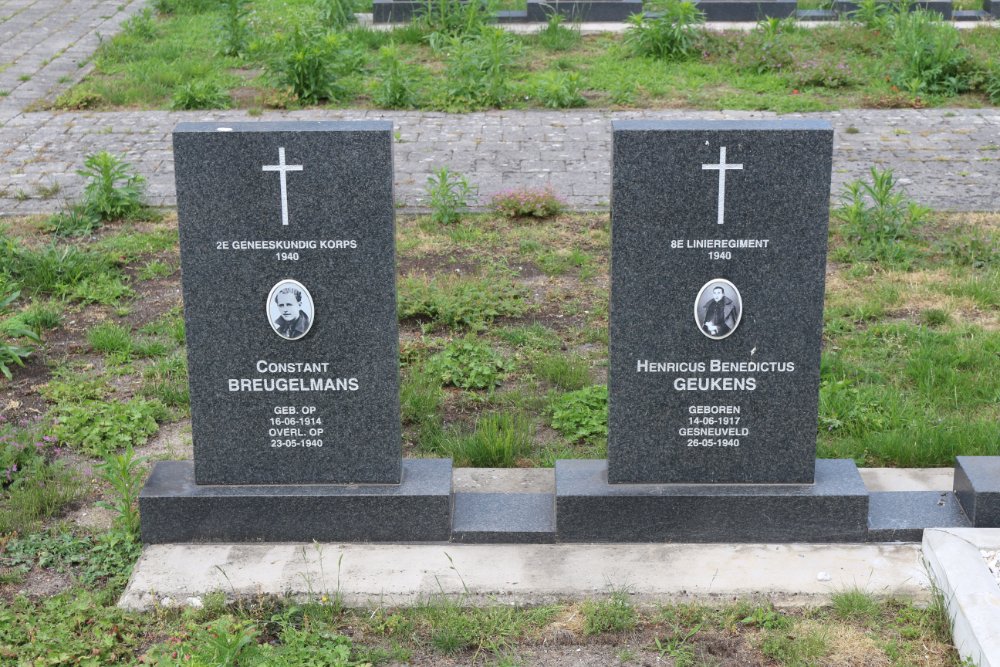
[701,146,743,225]
[262,147,303,226]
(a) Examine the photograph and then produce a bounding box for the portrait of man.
[267,280,314,340]
[695,279,742,340]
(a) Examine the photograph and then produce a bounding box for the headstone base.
[555,459,869,542]
[140,459,453,543]
[954,456,1000,527]
[452,493,556,543]
[867,491,970,542]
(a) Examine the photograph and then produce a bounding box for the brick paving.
[1,2,999,215]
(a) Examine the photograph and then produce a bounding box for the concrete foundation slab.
[923,529,1000,667]
[139,459,453,543]
[119,541,930,611]
[555,459,869,542]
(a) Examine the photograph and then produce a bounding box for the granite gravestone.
[556,120,869,542]
[139,121,451,543]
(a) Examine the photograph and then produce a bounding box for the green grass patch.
[55,4,1000,112]
[398,274,529,331]
[435,411,535,467]
[53,398,166,457]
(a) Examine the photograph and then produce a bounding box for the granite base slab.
[140,459,453,543]
[555,459,869,543]
[691,0,796,20]
[832,0,953,19]
[526,0,643,21]
[452,493,555,543]
[867,491,971,542]
[954,456,1000,527]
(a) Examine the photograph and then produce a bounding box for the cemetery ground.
[48,0,1000,115]
[0,156,997,663]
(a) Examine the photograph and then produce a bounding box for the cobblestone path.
[1,1,998,215]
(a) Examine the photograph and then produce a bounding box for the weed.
[372,42,418,108]
[318,0,357,30]
[87,321,133,356]
[761,623,830,664]
[941,229,998,269]
[171,78,231,109]
[831,588,882,625]
[533,353,590,391]
[64,272,133,305]
[497,323,561,351]
[0,239,126,302]
[440,27,522,110]
[412,597,557,656]
[738,603,792,630]
[425,167,473,225]
[921,308,951,327]
[439,411,534,467]
[624,0,705,61]
[41,367,109,404]
[78,151,147,221]
[550,384,608,442]
[581,591,637,635]
[53,398,164,456]
[533,71,586,108]
[97,446,145,540]
[16,300,63,332]
[986,68,1000,104]
[399,274,527,330]
[427,336,509,390]
[537,247,591,276]
[122,7,159,40]
[793,55,859,90]
[141,354,190,412]
[889,9,971,97]
[35,182,62,199]
[42,207,101,237]
[416,0,494,37]
[401,365,444,426]
[217,0,251,57]
[851,0,892,30]
[0,287,40,379]
[268,28,361,104]
[736,19,795,74]
[833,166,929,267]
[652,624,701,665]
[536,11,581,51]
[137,259,176,280]
[490,186,566,219]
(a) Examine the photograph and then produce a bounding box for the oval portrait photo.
[694,279,742,340]
[267,279,314,341]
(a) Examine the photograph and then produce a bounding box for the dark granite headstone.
[608,120,833,485]
[140,121,452,544]
[173,121,400,485]
[555,120,870,542]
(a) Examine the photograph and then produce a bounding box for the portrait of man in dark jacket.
[268,281,313,340]
[698,284,740,339]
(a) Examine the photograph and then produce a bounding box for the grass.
[53,3,1000,112]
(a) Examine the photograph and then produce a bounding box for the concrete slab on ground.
[923,528,1000,667]
[119,541,930,611]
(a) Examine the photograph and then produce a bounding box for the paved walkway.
[1,0,999,215]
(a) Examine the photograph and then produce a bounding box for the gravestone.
[556,120,869,542]
[140,121,452,543]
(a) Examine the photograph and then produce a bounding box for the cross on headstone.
[262,147,303,226]
[701,146,743,225]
